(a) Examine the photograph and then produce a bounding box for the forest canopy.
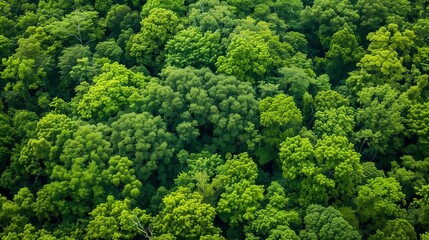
[1,0,429,239]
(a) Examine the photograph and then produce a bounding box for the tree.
[279,134,363,205]
[0,113,16,171]
[313,106,355,139]
[151,187,221,238]
[389,155,429,202]
[95,39,123,63]
[0,187,35,238]
[217,179,264,226]
[245,182,300,239]
[314,90,349,112]
[101,156,143,200]
[57,44,92,99]
[215,153,264,226]
[165,27,222,69]
[346,24,415,94]
[355,177,406,231]
[321,27,364,84]
[299,205,361,240]
[188,0,239,37]
[355,84,409,158]
[407,101,429,154]
[276,67,316,99]
[1,27,56,109]
[355,0,412,34]
[109,112,176,184]
[33,124,113,221]
[129,8,183,73]
[174,151,224,204]
[130,67,260,154]
[300,0,359,51]
[86,196,151,239]
[46,7,106,46]
[408,184,429,232]
[105,4,133,38]
[141,0,186,17]
[77,62,145,121]
[271,0,304,30]
[314,135,363,203]
[216,29,272,83]
[369,218,417,240]
[258,94,302,164]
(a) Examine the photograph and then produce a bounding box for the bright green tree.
[314,106,355,139]
[77,62,145,121]
[258,94,302,164]
[152,187,221,238]
[129,8,183,72]
[245,182,300,239]
[217,179,264,226]
[141,0,186,17]
[86,196,151,240]
[355,177,406,231]
[165,27,222,69]
[216,29,272,83]
[215,153,264,226]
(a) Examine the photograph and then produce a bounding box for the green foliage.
[131,67,259,154]
[0,187,34,238]
[141,0,186,17]
[355,84,409,156]
[301,0,359,50]
[77,62,145,121]
[152,187,220,238]
[165,27,222,69]
[217,179,264,226]
[260,94,302,147]
[46,8,105,45]
[276,67,316,99]
[322,27,364,83]
[408,101,429,153]
[314,90,349,112]
[188,0,238,36]
[101,156,142,199]
[314,106,355,138]
[369,218,417,240]
[110,112,176,183]
[245,182,300,238]
[95,39,123,62]
[355,0,412,34]
[346,24,416,94]
[1,26,56,109]
[279,134,363,205]
[300,205,361,240]
[86,196,150,239]
[355,177,406,231]
[129,8,183,72]
[216,29,272,83]
[0,113,16,169]
[409,184,429,231]
[1,0,429,238]
[361,162,385,182]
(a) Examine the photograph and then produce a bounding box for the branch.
[129,215,153,240]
